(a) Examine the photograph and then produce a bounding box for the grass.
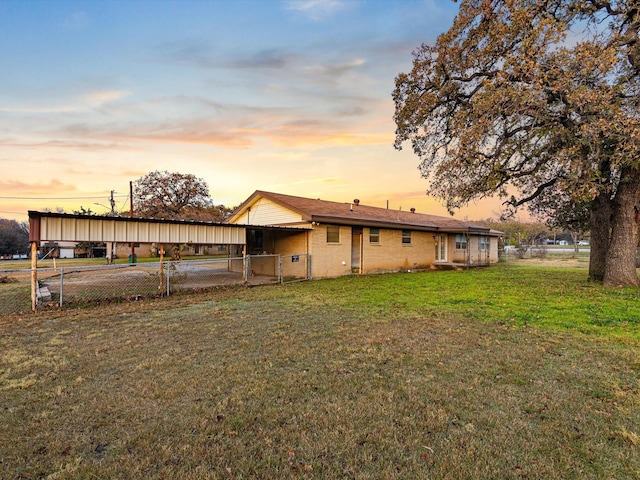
[337,264,640,340]
[1,264,639,479]
[0,270,32,317]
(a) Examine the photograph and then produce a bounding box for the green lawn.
[1,265,639,479]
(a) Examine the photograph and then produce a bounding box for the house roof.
[229,191,501,235]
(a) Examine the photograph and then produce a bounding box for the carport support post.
[30,241,37,311]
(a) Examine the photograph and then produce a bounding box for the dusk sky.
[0,0,505,222]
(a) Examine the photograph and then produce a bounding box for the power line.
[0,195,128,200]
[118,195,131,212]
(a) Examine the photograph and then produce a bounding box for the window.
[480,236,489,250]
[402,230,411,245]
[455,234,467,250]
[369,228,380,244]
[327,225,340,243]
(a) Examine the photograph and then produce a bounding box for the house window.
[402,230,411,245]
[327,225,340,243]
[455,234,467,250]
[369,228,380,244]
[480,236,489,250]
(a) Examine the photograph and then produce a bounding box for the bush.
[531,245,548,259]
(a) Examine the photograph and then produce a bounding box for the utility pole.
[97,190,118,263]
[129,181,134,218]
[129,181,135,263]
[109,190,116,215]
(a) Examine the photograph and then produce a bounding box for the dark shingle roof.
[232,190,497,234]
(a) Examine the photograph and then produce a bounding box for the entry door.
[435,234,448,262]
[351,227,362,273]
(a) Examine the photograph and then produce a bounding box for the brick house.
[227,191,502,278]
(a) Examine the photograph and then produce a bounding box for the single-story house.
[227,190,502,278]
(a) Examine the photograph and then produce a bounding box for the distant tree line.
[473,219,586,249]
[0,219,29,256]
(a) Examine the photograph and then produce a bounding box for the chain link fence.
[0,253,311,315]
[0,269,32,316]
[500,245,591,261]
[280,254,311,283]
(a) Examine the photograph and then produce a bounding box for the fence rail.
[0,253,311,315]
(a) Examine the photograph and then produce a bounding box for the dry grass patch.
[1,267,639,479]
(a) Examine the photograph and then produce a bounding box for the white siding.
[37,217,246,245]
[235,198,304,225]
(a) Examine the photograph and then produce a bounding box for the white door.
[435,234,447,262]
[351,228,362,273]
[59,248,75,259]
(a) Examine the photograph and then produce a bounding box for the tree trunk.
[603,167,640,286]
[588,193,611,283]
[570,231,579,254]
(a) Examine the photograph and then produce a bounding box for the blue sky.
[0,0,503,221]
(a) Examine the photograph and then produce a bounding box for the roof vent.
[353,199,360,206]
[410,208,416,213]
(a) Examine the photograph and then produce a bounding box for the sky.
[0,0,506,223]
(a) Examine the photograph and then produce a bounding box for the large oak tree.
[133,171,214,220]
[393,0,640,286]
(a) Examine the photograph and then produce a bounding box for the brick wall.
[309,225,352,278]
[361,228,437,274]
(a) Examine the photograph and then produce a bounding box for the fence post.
[159,246,165,295]
[307,254,312,280]
[279,255,283,284]
[242,248,247,285]
[166,262,170,296]
[59,268,64,307]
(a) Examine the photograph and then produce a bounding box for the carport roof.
[28,210,308,244]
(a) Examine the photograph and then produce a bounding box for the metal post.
[59,268,64,307]
[130,181,135,263]
[242,247,247,285]
[159,245,165,296]
[166,262,170,296]
[279,255,283,284]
